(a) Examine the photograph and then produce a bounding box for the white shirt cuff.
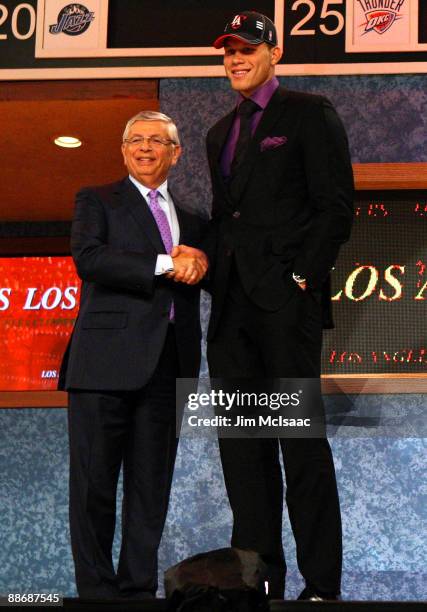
[155,254,174,275]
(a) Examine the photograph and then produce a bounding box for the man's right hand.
[167,245,209,285]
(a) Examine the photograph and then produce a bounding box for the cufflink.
[161,265,174,274]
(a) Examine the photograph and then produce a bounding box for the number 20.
[0,3,36,40]
[291,0,345,36]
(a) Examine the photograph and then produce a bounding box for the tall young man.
[205,11,354,601]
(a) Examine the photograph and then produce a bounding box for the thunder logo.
[356,0,406,35]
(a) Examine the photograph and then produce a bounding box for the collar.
[128,175,169,201]
[237,76,279,110]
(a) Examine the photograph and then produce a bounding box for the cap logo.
[230,14,247,30]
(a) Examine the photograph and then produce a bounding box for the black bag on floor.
[164,547,268,612]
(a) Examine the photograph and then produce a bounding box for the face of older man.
[223,39,281,97]
[121,120,181,189]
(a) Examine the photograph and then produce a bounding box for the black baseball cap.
[213,10,277,49]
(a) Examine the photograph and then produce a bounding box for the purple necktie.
[148,189,174,320]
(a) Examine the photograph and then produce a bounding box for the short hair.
[122,110,180,146]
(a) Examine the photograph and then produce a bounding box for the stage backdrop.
[0,74,426,601]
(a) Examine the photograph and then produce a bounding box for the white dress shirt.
[129,175,180,275]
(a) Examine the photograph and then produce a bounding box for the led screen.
[0,257,79,391]
[321,195,427,374]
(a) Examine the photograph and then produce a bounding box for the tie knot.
[148,189,159,200]
[237,98,259,118]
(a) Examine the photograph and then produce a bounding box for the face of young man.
[223,39,282,97]
[121,120,181,189]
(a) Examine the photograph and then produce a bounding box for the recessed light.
[54,136,82,148]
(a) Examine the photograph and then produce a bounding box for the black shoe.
[298,586,340,601]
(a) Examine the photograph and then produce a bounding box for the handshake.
[166,245,209,285]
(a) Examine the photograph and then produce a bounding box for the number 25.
[291,0,345,36]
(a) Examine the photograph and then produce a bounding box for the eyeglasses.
[123,136,176,148]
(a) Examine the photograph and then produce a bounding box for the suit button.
[226,249,232,257]
[232,211,241,219]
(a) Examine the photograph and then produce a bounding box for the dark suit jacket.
[205,87,354,337]
[59,177,205,391]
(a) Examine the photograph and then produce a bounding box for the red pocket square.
[260,136,288,152]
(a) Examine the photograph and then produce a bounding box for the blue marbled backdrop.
[160,75,427,216]
[1,75,426,601]
[0,409,426,600]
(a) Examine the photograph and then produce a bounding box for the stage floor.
[58,598,427,611]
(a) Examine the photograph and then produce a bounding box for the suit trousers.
[207,265,342,598]
[67,325,179,599]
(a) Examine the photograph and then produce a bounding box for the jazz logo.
[49,3,95,36]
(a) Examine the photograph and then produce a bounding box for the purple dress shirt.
[220,76,279,178]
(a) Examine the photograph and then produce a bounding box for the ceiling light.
[54,136,82,148]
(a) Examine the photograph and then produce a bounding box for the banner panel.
[0,256,79,390]
[0,1,426,78]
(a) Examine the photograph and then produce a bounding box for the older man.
[59,111,208,599]
[203,10,354,602]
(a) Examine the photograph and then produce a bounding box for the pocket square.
[260,135,288,152]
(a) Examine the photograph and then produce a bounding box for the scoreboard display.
[0,0,426,79]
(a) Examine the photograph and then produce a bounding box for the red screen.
[0,257,80,390]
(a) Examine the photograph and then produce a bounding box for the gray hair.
[122,110,180,145]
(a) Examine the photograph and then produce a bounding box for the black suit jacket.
[205,87,354,337]
[59,177,205,391]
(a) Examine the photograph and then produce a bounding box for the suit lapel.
[209,111,236,208]
[119,177,165,253]
[229,88,288,203]
[169,190,190,246]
